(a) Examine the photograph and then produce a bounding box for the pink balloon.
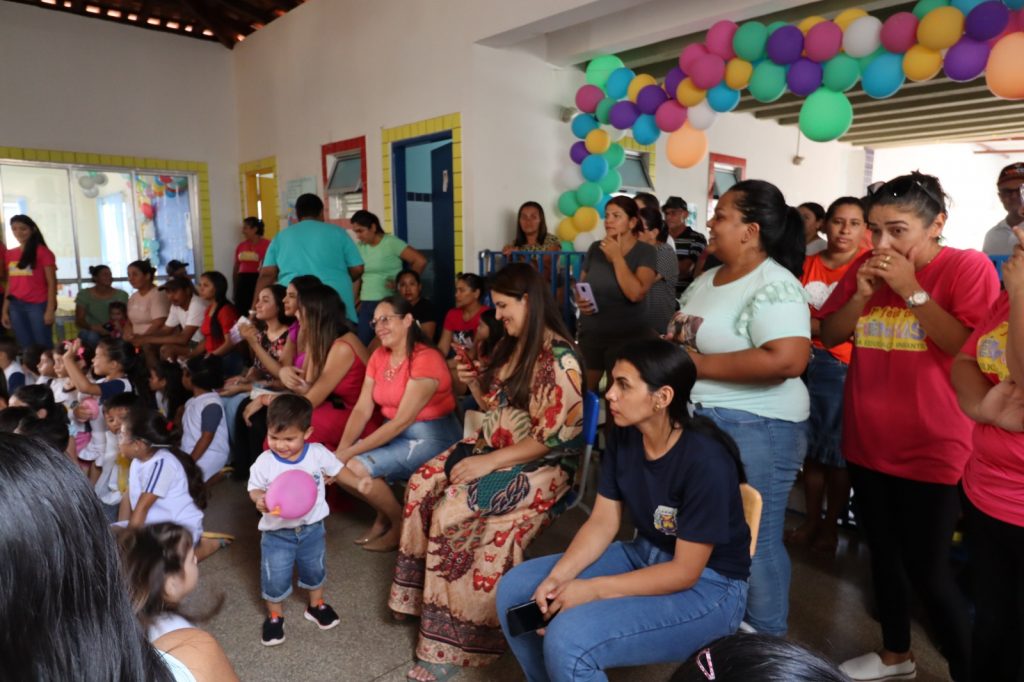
[880,12,919,54]
[679,43,709,74]
[574,84,605,114]
[706,20,738,60]
[655,100,688,132]
[265,469,318,520]
[690,53,726,89]
[805,21,842,62]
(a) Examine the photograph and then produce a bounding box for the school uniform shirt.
[78,378,132,463]
[5,245,56,303]
[94,426,128,506]
[3,360,27,393]
[129,448,204,542]
[164,296,208,344]
[248,443,343,532]
[443,306,488,349]
[801,249,869,365]
[180,392,229,482]
[235,238,271,274]
[817,248,1000,484]
[598,425,751,581]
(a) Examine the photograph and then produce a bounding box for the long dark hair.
[606,195,642,235]
[671,634,848,682]
[639,204,668,243]
[10,215,48,270]
[610,338,745,483]
[351,210,385,236]
[729,180,805,278]
[867,171,949,226]
[477,308,505,361]
[185,354,224,392]
[256,284,294,331]
[243,216,265,236]
[513,201,550,247]
[151,361,188,420]
[483,263,575,409]
[98,338,151,405]
[128,258,158,285]
[0,433,174,681]
[200,271,234,340]
[379,295,434,360]
[299,284,352,377]
[126,409,207,510]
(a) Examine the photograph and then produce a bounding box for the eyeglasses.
[871,176,944,212]
[370,314,402,327]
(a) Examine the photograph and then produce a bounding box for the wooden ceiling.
[5,0,303,48]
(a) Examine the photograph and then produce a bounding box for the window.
[707,153,747,221]
[322,136,367,222]
[619,151,654,194]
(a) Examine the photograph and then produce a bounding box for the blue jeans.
[357,300,380,346]
[496,537,748,682]
[260,520,327,602]
[8,298,52,348]
[78,329,103,348]
[696,406,807,636]
[352,413,462,483]
[806,347,848,468]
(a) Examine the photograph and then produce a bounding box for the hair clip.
[165,421,174,432]
[75,347,86,359]
[696,648,715,680]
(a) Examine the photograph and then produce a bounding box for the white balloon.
[573,230,601,252]
[607,127,626,142]
[93,173,108,186]
[556,164,583,191]
[82,186,100,199]
[77,175,95,190]
[687,101,718,131]
[843,16,882,58]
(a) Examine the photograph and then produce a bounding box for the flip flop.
[406,661,460,682]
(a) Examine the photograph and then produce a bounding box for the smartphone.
[506,600,546,637]
[574,282,599,314]
[453,344,478,376]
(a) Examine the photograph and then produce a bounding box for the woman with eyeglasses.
[333,295,461,553]
[818,172,1000,682]
[638,204,679,335]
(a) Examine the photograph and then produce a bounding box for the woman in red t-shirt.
[437,272,488,357]
[951,226,1024,682]
[334,295,462,552]
[2,215,58,348]
[788,197,868,554]
[819,173,1000,682]
[232,217,270,313]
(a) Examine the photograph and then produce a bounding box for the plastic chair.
[565,391,601,514]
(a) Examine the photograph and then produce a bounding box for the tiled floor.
[190,479,952,681]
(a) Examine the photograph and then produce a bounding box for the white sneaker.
[839,652,916,681]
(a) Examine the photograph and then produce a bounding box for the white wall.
[0,2,239,272]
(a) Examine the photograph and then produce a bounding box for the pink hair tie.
[696,648,715,680]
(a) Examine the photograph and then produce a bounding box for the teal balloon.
[597,194,612,217]
[857,46,887,72]
[595,97,617,124]
[585,55,625,88]
[558,190,581,217]
[952,0,986,12]
[767,20,789,35]
[603,143,626,169]
[707,82,741,112]
[632,114,660,145]
[605,67,636,99]
[861,51,905,98]
[581,154,609,182]
[823,54,861,91]
[560,240,574,251]
[600,170,622,194]
[799,88,854,142]
[913,0,950,19]
[571,114,599,139]
[749,61,788,102]
[1004,0,1024,8]
[576,182,603,207]
[733,21,769,61]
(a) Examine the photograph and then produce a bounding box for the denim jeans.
[78,329,103,348]
[356,300,380,346]
[352,413,462,483]
[496,536,748,682]
[696,406,807,636]
[8,298,52,348]
[260,520,327,602]
[806,347,848,468]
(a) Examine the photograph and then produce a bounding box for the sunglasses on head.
[871,176,944,212]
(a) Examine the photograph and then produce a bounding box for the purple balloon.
[965,1,1010,41]
[944,37,991,81]
[664,67,686,98]
[786,58,823,96]
[765,25,804,65]
[609,101,640,130]
[636,84,669,115]
[570,141,589,165]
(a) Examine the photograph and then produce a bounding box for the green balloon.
[749,61,788,102]
[603,143,626,169]
[558,190,581,217]
[585,55,625,88]
[823,54,861,92]
[733,21,768,62]
[857,46,886,72]
[913,0,950,19]
[595,97,616,125]
[799,88,854,142]
[599,169,622,194]
[576,182,603,207]
[766,20,789,35]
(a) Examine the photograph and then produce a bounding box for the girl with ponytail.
[666,178,811,637]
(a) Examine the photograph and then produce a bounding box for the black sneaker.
[304,602,340,630]
[261,615,285,646]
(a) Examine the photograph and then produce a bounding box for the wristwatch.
[905,290,930,308]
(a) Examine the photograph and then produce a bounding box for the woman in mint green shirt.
[351,210,427,345]
[75,264,129,347]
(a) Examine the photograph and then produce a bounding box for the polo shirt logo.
[653,504,678,536]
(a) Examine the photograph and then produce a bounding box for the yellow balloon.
[573,207,600,232]
[798,16,826,34]
[585,129,611,155]
[676,78,707,107]
[834,8,868,32]
[987,32,1024,100]
[557,217,579,242]
[627,74,658,102]
[903,44,943,81]
[917,6,965,51]
[666,123,708,169]
[725,58,754,90]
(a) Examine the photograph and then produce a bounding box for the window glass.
[135,174,195,272]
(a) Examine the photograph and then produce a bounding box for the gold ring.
[882,262,888,270]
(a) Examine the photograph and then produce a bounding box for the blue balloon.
[861,51,905,99]
[571,114,599,139]
[1005,0,1024,9]
[952,0,987,12]
[605,67,637,99]
[581,154,610,182]
[632,114,660,145]
[596,194,612,217]
[707,82,742,112]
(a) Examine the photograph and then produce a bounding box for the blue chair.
[991,255,1009,281]
[565,390,601,514]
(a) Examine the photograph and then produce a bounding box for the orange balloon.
[987,32,1024,100]
[666,123,708,169]
[725,58,754,90]
[676,78,707,106]
[917,6,965,51]
[903,44,942,81]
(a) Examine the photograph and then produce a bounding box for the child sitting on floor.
[0,339,27,393]
[104,300,129,339]
[181,355,230,483]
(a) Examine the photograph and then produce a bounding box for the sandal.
[406,661,460,682]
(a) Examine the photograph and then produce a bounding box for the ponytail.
[126,410,208,510]
[729,180,805,279]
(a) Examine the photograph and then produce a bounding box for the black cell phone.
[506,600,546,637]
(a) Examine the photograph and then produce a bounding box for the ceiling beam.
[776,99,1024,126]
[174,0,241,47]
[846,111,1024,138]
[843,121,1024,145]
[205,0,269,25]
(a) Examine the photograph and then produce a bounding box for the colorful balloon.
[903,44,944,80]
[665,67,687,98]
[844,15,884,57]
[575,84,605,113]
[823,54,861,91]
[603,143,626,169]
[965,1,1010,39]
[798,16,827,33]
[706,82,742,112]
[636,84,669,114]
[571,114,599,139]
[632,114,660,145]
[557,217,579,242]
[585,55,626,88]
[733,21,769,61]
[576,182,603,207]
[951,0,987,13]
[654,100,688,131]
[687,101,718,130]
[706,20,739,59]
[691,54,726,89]
[570,141,588,164]
[581,154,609,182]
[609,101,640,129]
[679,43,709,73]
[913,0,951,19]
[585,129,611,154]
[749,61,788,102]
[676,78,707,106]
[944,36,991,80]
[605,67,636,99]
[861,51,906,98]
[986,32,1024,98]
[835,8,869,31]
[805,21,843,62]
[558,191,580,217]
[666,123,708,169]
[595,97,616,124]
[787,58,824,96]
[627,74,658,102]
[880,12,920,53]
[766,25,805,64]
[573,206,600,232]
[798,88,854,141]
[265,470,317,520]
[725,58,754,89]
[918,6,966,49]
[599,169,623,195]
